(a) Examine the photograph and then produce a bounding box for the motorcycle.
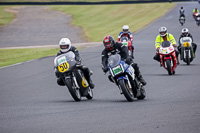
[107,54,146,101]
[179,16,185,26]
[195,13,200,26]
[193,12,198,20]
[54,51,93,101]
[158,41,177,75]
[118,36,134,58]
[179,37,195,65]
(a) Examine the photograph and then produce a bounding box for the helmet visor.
[160,31,166,36]
[104,42,112,48]
[123,29,128,33]
[60,44,69,49]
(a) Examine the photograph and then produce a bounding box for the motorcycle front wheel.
[65,78,81,101]
[118,79,134,102]
[185,50,190,65]
[166,59,172,75]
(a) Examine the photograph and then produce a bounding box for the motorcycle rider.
[117,25,134,57]
[178,28,197,55]
[55,38,95,89]
[179,6,185,22]
[153,26,179,65]
[193,8,199,14]
[101,35,147,86]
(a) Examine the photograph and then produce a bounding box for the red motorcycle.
[158,41,177,75]
[118,36,134,58]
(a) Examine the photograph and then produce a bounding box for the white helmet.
[122,25,129,33]
[182,28,189,34]
[59,38,71,53]
[159,26,167,37]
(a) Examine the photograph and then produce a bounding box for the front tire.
[185,50,190,65]
[65,78,81,101]
[166,59,172,75]
[118,79,134,102]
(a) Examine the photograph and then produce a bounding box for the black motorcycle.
[54,51,93,101]
[179,16,185,26]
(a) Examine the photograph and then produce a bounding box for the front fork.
[65,73,80,89]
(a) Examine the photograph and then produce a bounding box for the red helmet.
[103,35,115,50]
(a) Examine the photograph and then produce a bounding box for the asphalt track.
[0,2,200,133]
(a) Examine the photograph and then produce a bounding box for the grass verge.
[0,48,59,67]
[50,3,175,42]
[0,6,15,26]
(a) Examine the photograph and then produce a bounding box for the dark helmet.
[180,6,183,9]
[103,35,115,50]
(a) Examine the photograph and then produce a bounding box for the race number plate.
[112,65,123,75]
[58,62,69,73]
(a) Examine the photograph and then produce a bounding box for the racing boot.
[132,63,147,86]
[138,74,147,86]
[88,71,95,89]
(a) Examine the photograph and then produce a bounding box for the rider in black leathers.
[178,28,197,55]
[55,38,95,89]
[101,35,147,86]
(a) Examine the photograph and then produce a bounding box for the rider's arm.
[168,33,177,45]
[101,50,108,71]
[128,32,133,42]
[117,32,123,42]
[155,35,161,49]
[116,42,129,60]
[71,46,82,62]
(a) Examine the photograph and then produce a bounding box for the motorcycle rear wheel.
[65,78,81,101]
[118,79,134,102]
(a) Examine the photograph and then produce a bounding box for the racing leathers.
[55,46,95,89]
[178,33,197,55]
[101,42,146,86]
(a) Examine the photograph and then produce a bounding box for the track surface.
[0,2,200,133]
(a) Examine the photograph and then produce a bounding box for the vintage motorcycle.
[179,16,185,26]
[118,36,134,58]
[107,54,146,101]
[179,37,195,65]
[54,51,93,101]
[158,41,177,75]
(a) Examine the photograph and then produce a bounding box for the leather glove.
[156,47,160,52]
[102,67,108,73]
[173,44,177,48]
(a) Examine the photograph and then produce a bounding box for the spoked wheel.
[86,88,93,100]
[118,79,134,102]
[65,78,81,101]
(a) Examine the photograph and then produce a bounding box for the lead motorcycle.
[107,54,146,102]
[54,51,93,101]
[158,41,177,75]
[179,37,195,65]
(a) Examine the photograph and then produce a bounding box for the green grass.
[0,3,176,67]
[0,48,59,67]
[50,3,175,41]
[0,6,15,26]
